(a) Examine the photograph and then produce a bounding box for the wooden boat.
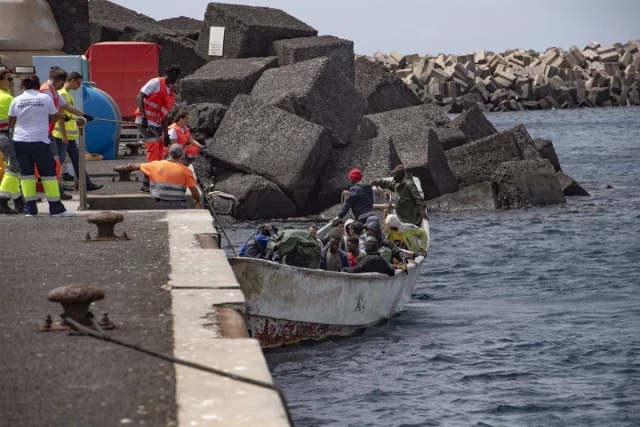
[229,180,430,348]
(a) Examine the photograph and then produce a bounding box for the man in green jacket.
[371,164,429,226]
[267,229,322,269]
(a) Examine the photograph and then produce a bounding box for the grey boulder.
[208,95,332,209]
[271,35,355,83]
[427,181,499,211]
[179,57,278,105]
[448,107,497,145]
[367,104,451,138]
[214,171,297,220]
[557,171,590,196]
[508,124,544,161]
[251,56,368,147]
[446,129,524,187]
[186,103,228,137]
[491,160,566,209]
[533,138,562,172]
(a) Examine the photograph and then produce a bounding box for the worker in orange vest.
[134,64,180,192]
[168,109,203,165]
[40,66,93,199]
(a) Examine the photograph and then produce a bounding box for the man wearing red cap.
[371,164,429,226]
[337,168,374,222]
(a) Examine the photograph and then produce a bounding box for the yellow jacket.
[52,88,78,140]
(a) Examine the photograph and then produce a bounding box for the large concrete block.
[214,171,297,220]
[446,130,524,187]
[533,138,562,172]
[354,57,422,114]
[508,124,544,161]
[89,0,177,36]
[434,127,469,151]
[448,107,497,145]
[557,171,590,196]
[186,103,228,138]
[391,129,459,200]
[130,32,207,77]
[251,56,367,147]
[316,136,401,206]
[272,35,355,82]
[367,104,451,139]
[179,57,278,105]
[491,160,566,209]
[350,116,378,142]
[197,3,317,59]
[208,95,332,208]
[427,181,498,211]
[192,153,215,189]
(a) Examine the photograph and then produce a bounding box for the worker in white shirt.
[8,74,74,217]
[168,109,203,165]
[134,64,181,192]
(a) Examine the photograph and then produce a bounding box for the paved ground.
[0,212,177,427]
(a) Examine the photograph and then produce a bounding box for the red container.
[85,42,160,119]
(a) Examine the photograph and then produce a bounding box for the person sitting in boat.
[335,168,375,223]
[342,237,395,277]
[239,223,278,259]
[371,164,429,226]
[350,220,366,251]
[308,225,323,247]
[383,214,429,255]
[320,230,350,272]
[363,215,410,265]
[322,217,346,246]
[345,235,365,267]
[267,229,322,269]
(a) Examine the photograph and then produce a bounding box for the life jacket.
[52,88,78,140]
[39,81,59,134]
[169,123,191,146]
[134,78,176,124]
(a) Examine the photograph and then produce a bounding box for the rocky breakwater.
[368,40,640,112]
[162,3,588,219]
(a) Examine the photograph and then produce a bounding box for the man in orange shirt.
[126,144,201,210]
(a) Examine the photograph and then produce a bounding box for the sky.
[111,0,640,56]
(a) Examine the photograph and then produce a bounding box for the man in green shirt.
[371,164,429,226]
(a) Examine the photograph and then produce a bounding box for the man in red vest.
[135,64,180,192]
[40,66,93,199]
[168,109,203,165]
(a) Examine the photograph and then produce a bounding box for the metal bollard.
[76,117,88,211]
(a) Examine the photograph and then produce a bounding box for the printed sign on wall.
[208,27,225,56]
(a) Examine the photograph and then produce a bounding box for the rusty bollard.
[47,284,105,327]
[126,141,144,156]
[113,165,135,182]
[86,212,129,241]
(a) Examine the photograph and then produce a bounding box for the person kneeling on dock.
[343,237,395,276]
[320,230,350,272]
[125,144,201,210]
[240,223,278,259]
[267,229,321,269]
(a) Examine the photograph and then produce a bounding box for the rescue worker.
[342,237,396,276]
[239,224,278,258]
[168,110,203,166]
[8,74,73,216]
[41,67,94,200]
[337,168,374,223]
[320,230,350,272]
[135,64,181,192]
[125,144,201,210]
[384,214,429,254]
[0,70,25,214]
[52,72,102,191]
[266,229,322,269]
[371,165,429,226]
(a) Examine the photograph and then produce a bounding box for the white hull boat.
[229,179,430,348]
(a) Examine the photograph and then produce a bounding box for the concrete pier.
[0,198,289,426]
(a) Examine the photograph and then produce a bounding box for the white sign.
[208,27,225,56]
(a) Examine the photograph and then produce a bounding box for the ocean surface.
[224,107,640,427]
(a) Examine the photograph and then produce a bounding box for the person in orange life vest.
[135,64,180,192]
[40,67,93,200]
[125,144,201,210]
[168,109,203,165]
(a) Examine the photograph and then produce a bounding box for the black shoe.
[61,173,75,182]
[60,191,73,201]
[0,199,18,215]
[61,183,74,191]
[13,196,25,214]
[140,186,150,193]
[86,183,103,191]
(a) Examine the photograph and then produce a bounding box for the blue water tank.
[82,82,119,159]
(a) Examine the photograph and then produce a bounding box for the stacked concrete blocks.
[491,160,566,209]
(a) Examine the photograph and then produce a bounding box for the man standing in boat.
[336,168,374,223]
[371,165,429,226]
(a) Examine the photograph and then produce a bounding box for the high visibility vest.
[168,123,191,146]
[40,81,59,134]
[52,88,78,140]
[134,78,176,124]
[139,159,196,201]
[0,89,13,130]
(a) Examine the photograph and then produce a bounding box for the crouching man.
[343,237,395,276]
